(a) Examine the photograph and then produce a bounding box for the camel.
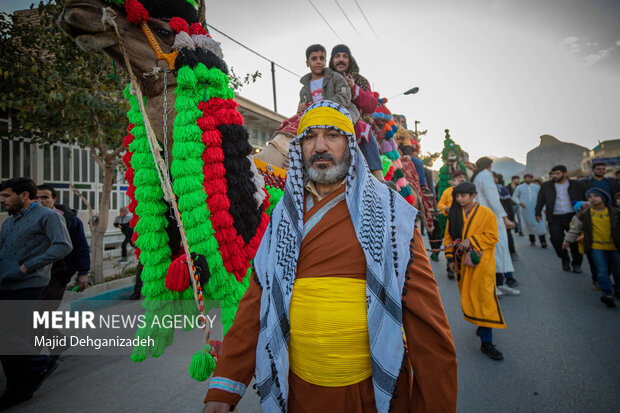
[59,0,269,380]
[254,132,292,170]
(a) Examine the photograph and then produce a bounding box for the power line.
[206,24,301,78]
[306,0,344,41]
[353,0,381,43]
[333,0,367,45]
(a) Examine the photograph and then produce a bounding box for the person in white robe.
[513,173,548,247]
[472,157,520,295]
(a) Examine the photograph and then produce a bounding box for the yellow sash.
[288,277,372,387]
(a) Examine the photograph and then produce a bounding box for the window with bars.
[0,137,129,212]
[1,112,134,217]
[0,138,32,179]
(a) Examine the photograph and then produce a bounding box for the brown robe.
[204,185,458,412]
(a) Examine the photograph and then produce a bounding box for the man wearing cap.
[563,187,620,307]
[472,157,520,294]
[444,182,507,360]
[203,101,457,413]
[328,44,384,181]
[513,174,548,247]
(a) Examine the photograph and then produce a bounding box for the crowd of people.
[0,177,141,408]
[0,177,89,407]
[1,39,618,412]
[204,41,619,412]
[432,158,620,364]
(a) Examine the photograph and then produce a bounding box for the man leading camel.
[203,101,457,413]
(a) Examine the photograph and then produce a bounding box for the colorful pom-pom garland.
[114,3,271,381]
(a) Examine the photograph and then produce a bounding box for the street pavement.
[2,233,619,412]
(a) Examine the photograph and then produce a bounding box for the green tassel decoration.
[470,250,481,265]
[381,155,392,177]
[189,344,217,382]
[265,185,283,216]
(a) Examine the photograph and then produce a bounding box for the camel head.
[58,0,226,142]
[58,0,225,93]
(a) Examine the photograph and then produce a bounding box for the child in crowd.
[445,182,507,360]
[563,188,620,307]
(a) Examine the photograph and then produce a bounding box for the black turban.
[453,182,477,195]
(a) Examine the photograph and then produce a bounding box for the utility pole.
[271,61,277,113]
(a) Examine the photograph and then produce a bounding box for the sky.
[3,0,619,166]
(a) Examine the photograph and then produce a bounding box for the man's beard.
[4,200,25,214]
[304,149,351,184]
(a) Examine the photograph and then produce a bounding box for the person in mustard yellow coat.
[437,170,467,216]
[444,182,507,361]
[437,170,467,279]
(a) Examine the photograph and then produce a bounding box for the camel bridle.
[141,21,178,70]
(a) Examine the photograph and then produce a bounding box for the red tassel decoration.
[201,147,225,164]
[203,179,227,195]
[125,0,149,24]
[202,163,226,179]
[189,23,207,36]
[165,254,190,292]
[122,125,135,148]
[169,16,189,34]
[124,168,135,182]
[197,117,218,133]
[129,214,139,228]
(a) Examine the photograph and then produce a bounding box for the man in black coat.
[36,184,90,295]
[535,165,585,272]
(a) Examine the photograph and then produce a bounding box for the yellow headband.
[297,106,355,137]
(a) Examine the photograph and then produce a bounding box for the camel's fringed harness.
[103,5,206,325]
[101,0,270,381]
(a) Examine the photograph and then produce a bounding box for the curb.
[65,276,139,312]
[70,285,137,312]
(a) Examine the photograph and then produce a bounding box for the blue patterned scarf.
[253,100,418,413]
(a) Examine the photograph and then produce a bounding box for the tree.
[420,151,441,167]
[0,1,130,284]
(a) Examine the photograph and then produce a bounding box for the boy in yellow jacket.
[445,182,507,360]
[563,188,620,307]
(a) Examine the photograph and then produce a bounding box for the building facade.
[235,95,286,152]
[581,139,620,174]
